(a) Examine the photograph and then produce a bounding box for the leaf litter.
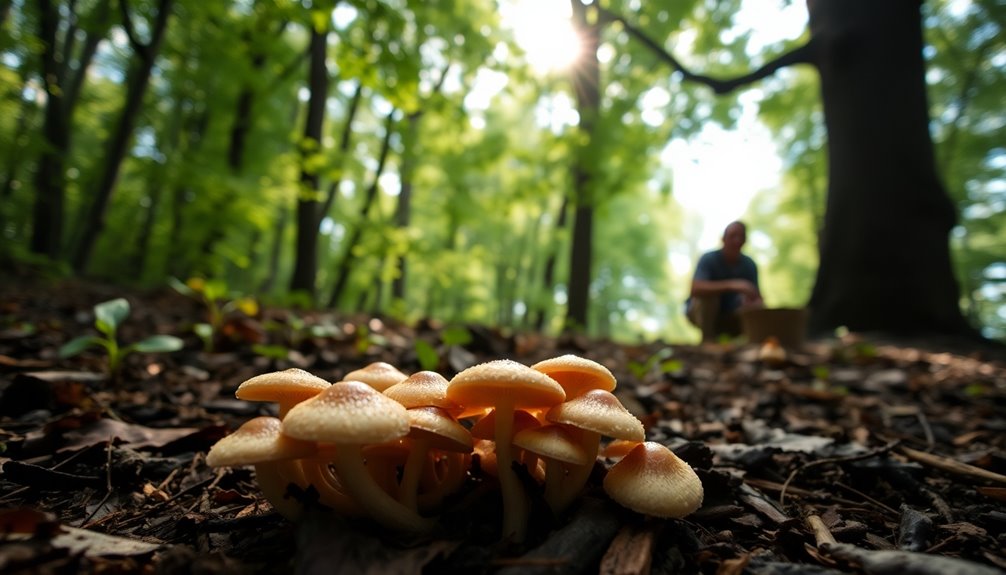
[1,278,1005,574]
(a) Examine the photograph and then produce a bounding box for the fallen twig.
[899,446,1006,485]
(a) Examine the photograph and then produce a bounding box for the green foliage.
[59,298,184,379]
[170,277,258,352]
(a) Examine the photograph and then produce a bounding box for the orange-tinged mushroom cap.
[282,381,410,444]
[602,441,703,518]
[206,416,315,467]
[531,354,616,398]
[235,369,331,408]
[470,409,541,441]
[513,424,590,466]
[546,389,645,442]
[447,359,565,410]
[384,371,461,413]
[407,407,473,453]
[344,362,408,392]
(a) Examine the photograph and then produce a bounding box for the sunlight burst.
[501,0,583,73]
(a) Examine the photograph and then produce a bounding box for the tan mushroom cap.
[602,441,704,518]
[235,368,331,408]
[206,416,315,467]
[407,407,473,453]
[513,424,590,466]
[344,362,409,392]
[531,354,616,398]
[447,359,566,409]
[470,409,541,441]
[546,389,645,442]
[282,380,410,444]
[383,371,461,413]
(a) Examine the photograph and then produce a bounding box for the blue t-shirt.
[690,249,759,313]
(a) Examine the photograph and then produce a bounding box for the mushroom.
[531,354,616,399]
[600,438,641,462]
[281,380,433,532]
[758,336,787,367]
[545,389,645,514]
[512,424,591,513]
[206,416,316,520]
[447,359,566,542]
[344,361,408,392]
[470,409,543,478]
[602,441,703,518]
[235,368,331,418]
[398,406,472,512]
[384,370,462,414]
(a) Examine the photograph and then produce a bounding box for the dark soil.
[1,277,1005,574]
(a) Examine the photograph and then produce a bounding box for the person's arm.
[690,278,760,300]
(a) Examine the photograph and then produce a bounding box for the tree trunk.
[289,26,330,298]
[327,111,396,309]
[72,0,173,273]
[392,111,419,304]
[805,0,970,336]
[565,0,601,332]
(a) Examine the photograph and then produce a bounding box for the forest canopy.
[0,0,1003,343]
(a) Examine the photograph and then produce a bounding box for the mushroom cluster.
[206,356,704,541]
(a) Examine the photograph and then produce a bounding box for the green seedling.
[170,277,258,352]
[627,347,681,379]
[414,325,473,371]
[59,298,184,379]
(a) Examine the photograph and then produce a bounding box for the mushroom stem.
[332,444,435,533]
[542,458,567,511]
[253,463,303,520]
[494,401,528,543]
[418,452,468,511]
[301,458,363,515]
[552,429,601,514]
[399,437,431,512]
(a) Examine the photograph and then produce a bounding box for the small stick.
[780,442,897,506]
[900,446,1006,485]
[805,513,836,547]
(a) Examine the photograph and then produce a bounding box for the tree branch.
[598,6,817,94]
[118,0,147,59]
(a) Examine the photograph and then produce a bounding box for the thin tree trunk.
[532,194,569,331]
[565,0,601,332]
[327,111,396,309]
[72,0,173,273]
[289,26,330,298]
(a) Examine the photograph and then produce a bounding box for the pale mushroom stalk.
[494,400,528,543]
[333,443,435,533]
[300,458,362,515]
[417,452,467,511]
[399,437,432,511]
[553,429,600,513]
[542,458,567,507]
[253,463,305,520]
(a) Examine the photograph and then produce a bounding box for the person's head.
[721,221,747,259]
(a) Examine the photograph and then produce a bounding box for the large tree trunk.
[565,0,601,332]
[72,0,172,273]
[805,0,970,336]
[289,26,330,298]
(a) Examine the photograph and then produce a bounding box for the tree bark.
[327,111,396,309]
[289,26,330,298]
[565,0,601,332]
[72,0,173,273]
[609,0,973,338]
[805,0,970,336]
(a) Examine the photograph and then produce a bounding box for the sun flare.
[501,0,583,73]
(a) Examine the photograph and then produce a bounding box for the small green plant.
[170,277,258,352]
[414,325,473,371]
[59,298,184,379]
[627,347,682,379]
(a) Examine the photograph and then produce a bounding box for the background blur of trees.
[1,0,1002,343]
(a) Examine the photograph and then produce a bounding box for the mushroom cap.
[601,439,641,461]
[384,371,461,413]
[546,389,645,442]
[447,359,566,410]
[531,354,616,397]
[235,368,331,404]
[282,380,410,444]
[206,416,315,467]
[344,362,408,392]
[602,441,703,518]
[513,424,591,465]
[407,407,473,453]
[470,409,541,441]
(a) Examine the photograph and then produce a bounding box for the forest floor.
[1,276,1005,574]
